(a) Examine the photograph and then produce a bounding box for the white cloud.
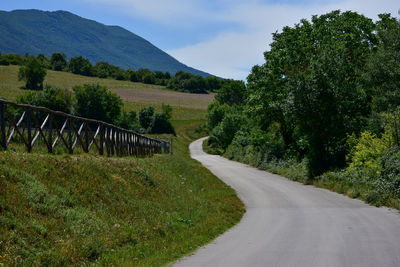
[84,0,399,80]
[168,0,399,80]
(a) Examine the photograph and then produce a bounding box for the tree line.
[206,11,400,206]
[0,52,237,94]
[15,84,175,135]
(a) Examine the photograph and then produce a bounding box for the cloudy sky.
[1,0,399,80]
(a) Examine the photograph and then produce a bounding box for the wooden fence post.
[26,108,32,152]
[48,113,53,153]
[68,119,73,154]
[0,103,7,149]
[99,124,104,155]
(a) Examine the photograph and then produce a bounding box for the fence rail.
[0,99,171,157]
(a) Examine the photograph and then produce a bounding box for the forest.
[206,11,400,207]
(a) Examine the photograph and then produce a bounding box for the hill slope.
[0,9,211,77]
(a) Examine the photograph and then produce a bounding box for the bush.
[151,113,175,134]
[377,148,400,199]
[138,106,154,130]
[68,56,94,76]
[209,109,246,150]
[137,105,175,134]
[73,84,122,123]
[18,56,47,90]
[50,52,67,71]
[116,110,140,131]
[206,102,229,130]
[17,85,73,114]
[215,80,247,106]
[346,131,390,180]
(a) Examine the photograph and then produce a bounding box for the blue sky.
[1,0,399,80]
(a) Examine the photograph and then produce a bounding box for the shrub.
[151,113,175,134]
[116,110,140,131]
[18,56,47,90]
[73,84,122,123]
[215,80,247,106]
[206,102,229,130]
[377,148,400,199]
[50,52,67,71]
[209,109,246,150]
[346,131,390,180]
[17,85,73,114]
[138,106,154,130]
[68,56,94,76]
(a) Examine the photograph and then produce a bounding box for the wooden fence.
[0,99,171,157]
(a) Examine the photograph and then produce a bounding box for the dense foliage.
[17,56,47,90]
[206,11,400,206]
[16,85,73,114]
[16,83,175,134]
[73,84,123,124]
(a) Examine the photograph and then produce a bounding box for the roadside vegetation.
[205,11,400,209]
[0,64,244,265]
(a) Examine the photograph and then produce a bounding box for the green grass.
[0,65,214,110]
[0,66,244,266]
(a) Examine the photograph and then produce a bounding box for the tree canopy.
[18,56,47,90]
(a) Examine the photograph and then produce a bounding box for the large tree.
[68,56,94,76]
[50,52,67,71]
[364,14,400,114]
[73,84,122,124]
[18,56,47,90]
[248,10,376,176]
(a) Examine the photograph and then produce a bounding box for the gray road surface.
[174,137,400,267]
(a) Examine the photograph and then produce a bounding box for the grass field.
[0,65,244,266]
[0,65,214,110]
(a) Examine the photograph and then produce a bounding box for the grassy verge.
[204,140,400,210]
[0,65,243,266]
[0,126,244,266]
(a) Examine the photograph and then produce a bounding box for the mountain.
[0,9,211,77]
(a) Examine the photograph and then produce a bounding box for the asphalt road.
[174,137,400,267]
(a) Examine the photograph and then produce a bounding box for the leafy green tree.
[205,76,222,92]
[68,56,94,76]
[138,106,154,130]
[17,85,72,113]
[161,103,173,120]
[248,10,376,176]
[206,102,229,130]
[215,80,246,106]
[18,56,47,90]
[73,84,122,123]
[50,52,67,71]
[364,14,400,113]
[142,72,156,84]
[116,110,140,131]
[94,61,113,78]
[151,113,175,134]
[36,54,50,69]
[136,68,153,83]
[127,69,139,82]
[209,108,246,150]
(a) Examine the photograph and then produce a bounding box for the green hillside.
[0,9,211,77]
[0,65,243,265]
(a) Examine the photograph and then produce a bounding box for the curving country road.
[174,137,400,267]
